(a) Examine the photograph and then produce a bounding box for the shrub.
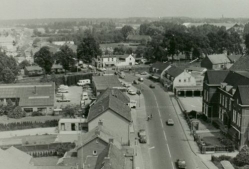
[234,152,249,166]
[32,111,43,116]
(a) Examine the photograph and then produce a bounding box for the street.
[124,74,207,169]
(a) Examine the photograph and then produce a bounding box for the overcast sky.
[0,0,249,20]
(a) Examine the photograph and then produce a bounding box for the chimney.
[98,120,103,126]
[109,138,114,144]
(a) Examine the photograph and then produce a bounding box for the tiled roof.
[230,55,249,72]
[224,71,249,87]
[151,62,171,74]
[186,66,206,72]
[78,125,122,149]
[165,66,184,77]
[237,86,249,105]
[95,143,125,169]
[88,95,131,122]
[117,54,131,59]
[96,88,130,104]
[207,54,231,64]
[92,76,123,91]
[205,70,229,84]
[227,54,242,63]
[0,83,55,107]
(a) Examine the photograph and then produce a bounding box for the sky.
[0,0,249,20]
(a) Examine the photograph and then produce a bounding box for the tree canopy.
[0,52,18,83]
[121,25,134,40]
[34,46,54,74]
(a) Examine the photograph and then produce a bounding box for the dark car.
[149,84,155,88]
[133,80,139,84]
[138,129,147,143]
[136,90,141,95]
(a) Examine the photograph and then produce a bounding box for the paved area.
[178,97,203,113]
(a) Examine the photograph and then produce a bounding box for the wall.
[173,71,196,90]
[116,55,135,67]
[240,108,249,148]
[78,138,108,168]
[88,109,130,145]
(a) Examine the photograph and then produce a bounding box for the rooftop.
[92,76,123,91]
[165,66,184,77]
[237,85,249,105]
[88,95,131,122]
[205,70,229,85]
[230,55,249,72]
[96,88,130,104]
[223,71,249,88]
[151,62,171,74]
[207,54,231,64]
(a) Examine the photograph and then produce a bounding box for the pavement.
[123,73,238,169]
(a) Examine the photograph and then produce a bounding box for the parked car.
[138,77,143,82]
[59,85,68,89]
[128,90,136,95]
[176,159,186,169]
[123,83,131,88]
[58,88,69,93]
[138,129,147,143]
[140,71,147,75]
[56,93,63,97]
[166,119,174,126]
[77,79,91,86]
[136,90,141,95]
[133,80,139,84]
[149,84,155,88]
[82,92,89,100]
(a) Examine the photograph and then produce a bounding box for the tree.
[245,34,249,55]
[125,47,133,54]
[34,46,54,74]
[77,35,101,63]
[19,60,30,69]
[0,68,16,83]
[8,106,25,119]
[55,45,76,71]
[121,25,134,40]
[113,47,125,55]
[63,105,80,117]
[3,99,15,115]
[32,38,41,47]
[135,46,145,58]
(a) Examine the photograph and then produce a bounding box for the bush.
[32,111,43,116]
[7,106,26,119]
[234,152,249,167]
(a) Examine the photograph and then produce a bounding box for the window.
[204,90,206,100]
[237,113,241,126]
[184,79,186,82]
[219,108,222,120]
[93,150,97,155]
[206,91,209,101]
[24,108,33,112]
[233,110,236,123]
[224,97,227,108]
[229,99,232,111]
[222,95,225,106]
[179,79,181,82]
[220,94,222,104]
[130,58,131,60]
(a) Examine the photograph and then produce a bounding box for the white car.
[128,90,136,95]
[166,119,174,126]
[58,89,69,93]
[59,85,68,89]
[77,79,91,86]
[82,92,89,100]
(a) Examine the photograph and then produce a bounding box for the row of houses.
[57,87,134,169]
[203,56,249,149]
[24,64,65,76]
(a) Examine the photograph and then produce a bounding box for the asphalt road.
[124,74,206,169]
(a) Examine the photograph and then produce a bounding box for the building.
[0,83,55,115]
[51,64,65,74]
[93,55,117,68]
[126,35,151,44]
[229,55,249,72]
[149,62,171,81]
[202,70,229,121]
[24,64,65,76]
[96,88,130,104]
[53,41,74,46]
[92,76,124,95]
[87,94,132,145]
[201,54,232,70]
[58,118,88,132]
[227,54,242,64]
[116,54,135,67]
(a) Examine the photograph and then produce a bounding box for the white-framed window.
[219,108,222,120]
[237,113,241,127]
[204,90,206,100]
[206,90,209,101]
[233,110,236,123]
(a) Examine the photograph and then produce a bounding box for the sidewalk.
[171,96,238,169]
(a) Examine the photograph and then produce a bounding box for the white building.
[53,41,74,46]
[116,54,135,67]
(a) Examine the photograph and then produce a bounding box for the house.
[58,118,88,132]
[93,55,117,68]
[116,54,135,67]
[186,66,207,75]
[149,62,171,81]
[96,88,130,104]
[201,54,232,70]
[163,66,197,95]
[24,65,44,76]
[52,64,65,74]
[202,70,229,121]
[229,55,249,72]
[0,146,35,169]
[87,94,132,145]
[126,35,151,44]
[0,83,55,115]
[227,54,242,64]
[92,76,125,95]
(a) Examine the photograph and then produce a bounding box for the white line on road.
[149,146,155,150]
[163,131,167,141]
[166,144,172,158]
[160,119,164,128]
[171,162,175,169]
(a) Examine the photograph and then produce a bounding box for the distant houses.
[24,64,65,76]
[201,54,232,70]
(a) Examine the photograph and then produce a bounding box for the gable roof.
[223,71,249,87]
[205,70,229,84]
[5,146,32,164]
[151,62,171,74]
[88,95,131,122]
[207,54,231,64]
[95,143,125,169]
[78,125,122,149]
[92,76,123,91]
[186,66,206,72]
[0,83,55,107]
[230,55,249,72]
[236,85,249,105]
[227,54,242,63]
[96,88,130,104]
[165,66,184,77]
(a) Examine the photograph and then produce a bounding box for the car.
[77,79,91,86]
[166,119,174,126]
[57,98,70,102]
[136,90,141,95]
[56,93,63,97]
[133,80,139,84]
[123,83,131,88]
[138,129,147,143]
[149,84,155,88]
[138,77,143,82]
[128,90,136,95]
[58,85,68,90]
[140,71,147,75]
[176,159,186,169]
[58,89,69,93]
[135,62,139,65]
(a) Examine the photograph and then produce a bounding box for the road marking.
[171,162,175,169]
[163,131,167,141]
[166,144,172,158]
[149,146,155,150]
[160,119,164,127]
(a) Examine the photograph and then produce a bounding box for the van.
[77,79,91,86]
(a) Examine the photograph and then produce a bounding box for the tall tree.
[77,35,101,63]
[55,45,76,71]
[121,25,134,40]
[34,46,54,74]
[0,68,16,83]
[245,34,249,55]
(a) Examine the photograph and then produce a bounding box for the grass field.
[0,115,62,124]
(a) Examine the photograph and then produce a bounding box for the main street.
[124,74,207,169]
